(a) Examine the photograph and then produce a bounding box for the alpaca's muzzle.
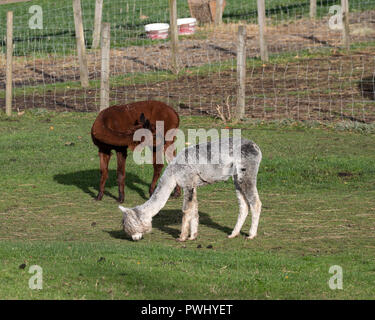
[132,233,143,241]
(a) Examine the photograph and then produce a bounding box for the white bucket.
[145,23,170,40]
[177,18,196,36]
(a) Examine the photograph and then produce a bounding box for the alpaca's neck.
[136,166,177,219]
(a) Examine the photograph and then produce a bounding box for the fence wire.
[1,0,375,122]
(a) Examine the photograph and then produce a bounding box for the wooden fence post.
[92,0,103,49]
[310,0,317,19]
[341,0,350,50]
[235,25,246,121]
[257,0,268,62]
[5,11,13,116]
[169,0,179,74]
[100,23,111,111]
[0,0,31,3]
[215,0,223,25]
[73,0,89,88]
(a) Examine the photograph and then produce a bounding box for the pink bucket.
[177,18,197,36]
[145,23,170,40]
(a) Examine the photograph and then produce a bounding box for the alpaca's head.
[119,206,152,241]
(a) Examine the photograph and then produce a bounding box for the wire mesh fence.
[1,0,375,122]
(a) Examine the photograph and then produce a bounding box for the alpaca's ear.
[118,205,127,213]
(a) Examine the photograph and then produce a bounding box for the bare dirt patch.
[2,50,375,123]
[1,11,375,122]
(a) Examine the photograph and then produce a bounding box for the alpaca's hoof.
[246,234,257,240]
[95,190,104,201]
[228,233,238,239]
[176,237,187,242]
[149,188,154,197]
[117,197,124,203]
[188,235,197,241]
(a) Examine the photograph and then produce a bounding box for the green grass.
[0,111,375,299]
[1,0,374,55]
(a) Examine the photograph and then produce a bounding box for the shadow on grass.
[359,75,375,101]
[105,209,245,241]
[53,169,149,201]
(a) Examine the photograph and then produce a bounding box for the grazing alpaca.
[119,137,262,241]
[91,100,181,203]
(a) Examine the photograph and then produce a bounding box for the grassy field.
[0,110,374,299]
[0,0,374,55]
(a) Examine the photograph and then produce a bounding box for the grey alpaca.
[119,137,262,241]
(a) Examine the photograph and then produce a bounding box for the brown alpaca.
[91,100,181,203]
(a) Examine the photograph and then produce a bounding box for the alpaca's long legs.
[179,215,191,242]
[116,149,127,203]
[248,191,262,239]
[230,171,262,239]
[178,188,193,241]
[96,151,111,201]
[188,188,199,240]
[178,187,198,241]
[228,190,249,238]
